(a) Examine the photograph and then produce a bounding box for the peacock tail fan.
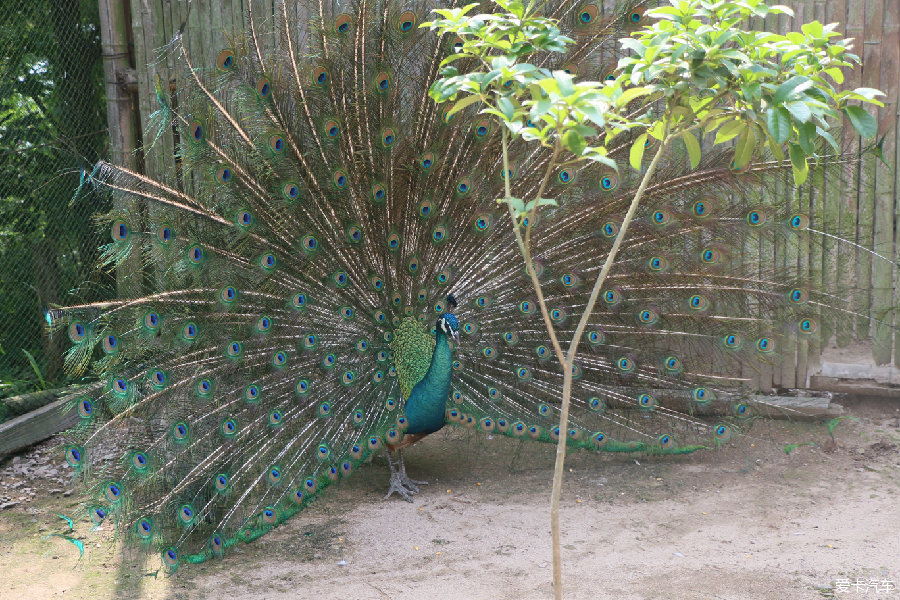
[48,0,886,570]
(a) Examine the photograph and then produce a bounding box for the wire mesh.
[0,0,110,398]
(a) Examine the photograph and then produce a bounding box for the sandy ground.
[0,397,898,600]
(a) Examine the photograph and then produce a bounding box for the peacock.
[49,0,881,571]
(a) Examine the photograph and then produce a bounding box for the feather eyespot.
[381,127,396,148]
[216,49,235,70]
[282,182,300,201]
[375,71,390,93]
[398,11,416,32]
[456,178,472,195]
[324,119,339,139]
[473,118,491,139]
[68,322,88,343]
[335,13,352,34]
[371,182,386,203]
[268,134,285,154]
[601,221,619,237]
[111,220,129,242]
[418,152,435,170]
[599,174,618,191]
[332,169,348,188]
[256,77,271,99]
[789,214,809,230]
[577,4,599,24]
[313,66,329,86]
[189,120,204,143]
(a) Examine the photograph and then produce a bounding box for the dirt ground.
[0,397,898,600]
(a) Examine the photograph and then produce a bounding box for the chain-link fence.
[0,0,110,398]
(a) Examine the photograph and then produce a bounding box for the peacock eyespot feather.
[313,66,329,86]
[588,397,606,413]
[557,169,574,184]
[692,200,710,218]
[281,181,301,202]
[503,331,519,345]
[172,421,190,442]
[734,403,750,418]
[386,232,401,251]
[302,235,319,253]
[256,77,271,99]
[746,209,769,226]
[789,288,809,304]
[91,506,108,525]
[333,169,348,188]
[371,182,386,203]
[789,214,810,230]
[332,271,349,287]
[663,355,683,374]
[652,209,672,226]
[219,285,238,305]
[550,308,566,323]
[216,48,235,71]
[381,127,396,148]
[456,178,472,196]
[187,244,204,265]
[156,224,173,244]
[77,397,94,419]
[723,334,743,350]
[321,353,337,369]
[473,118,491,139]
[335,13,352,34]
[268,467,283,486]
[215,473,230,493]
[627,6,646,24]
[296,379,310,395]
[189,120,204,143]
[756,337,775,353]
[528,425,542,439]
[603,289,623,306]
[560,63,577,76]
[586,330,604,346]
[617,356,635,373]
[214,164,234,184]
[714,424,733,442]
[268,134,285,154]
[638,308,659,325]
[375,71,390,93]
[210,533,225,555]
[473,213,493,233]
[658,434,675,449]
[236,209,253,229]
[599,173,618,191]
[648,256,668,272]
[398,11,416,32]
[272,350,287,368]
[601,221,619,237]
[163,548,179,570]
[65,446,84,468]
[418,152,435,171]
[692,387,713,404]
[432,224,448,243]
[418,199,433,218]
[638,394,656,410]
[149,369,168,389]
[196,378,213,397]
[577,4,599,24]
[111,376,129,396]
[111,219,129,242]
[137,518,154,538]
[700,247,722,264]
[367,436,382,451]
[244,384,260,403]
[798,318,818,335]
[324,119,340,139]
[688,294,709,311]
[535,345,549,359]
[68,322,88,343]
[452,360,462,371]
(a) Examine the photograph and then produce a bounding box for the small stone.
[0,501,19,510]
[63,490,73,497]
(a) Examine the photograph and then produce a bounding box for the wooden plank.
[881,0,900,367]
[0,399,78,458]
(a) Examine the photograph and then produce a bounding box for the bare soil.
[1,397,898,600]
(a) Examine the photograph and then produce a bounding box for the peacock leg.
[384,449,415,502]
[397,449,428,492]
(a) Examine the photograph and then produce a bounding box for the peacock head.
[438,294,459,343]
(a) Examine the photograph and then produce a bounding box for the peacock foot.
[397,472,428,493]
[384,472,417,502]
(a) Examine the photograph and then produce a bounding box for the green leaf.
[497,96,514,120]
[773,76,813,104]
[843,105,877,138]
[715,119,746,145]
[784,101,811,123]
[798,121,816,155]
[681,131,701,169]
[789,142,809,185]
[562,129,587,156]
[630,133,648,170]
[447,94,482,117]
[766,107,791,144]
[733,126,755,170]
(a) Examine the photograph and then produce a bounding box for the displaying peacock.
[49,0,882,571]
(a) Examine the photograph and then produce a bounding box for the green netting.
[0,0,110,398]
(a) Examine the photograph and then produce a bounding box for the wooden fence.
[101,0,899,391]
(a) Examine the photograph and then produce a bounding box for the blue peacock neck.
[403,327,453,435]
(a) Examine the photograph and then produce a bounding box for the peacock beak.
[452,330,460,344]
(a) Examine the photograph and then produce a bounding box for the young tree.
[425,0,883,596]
